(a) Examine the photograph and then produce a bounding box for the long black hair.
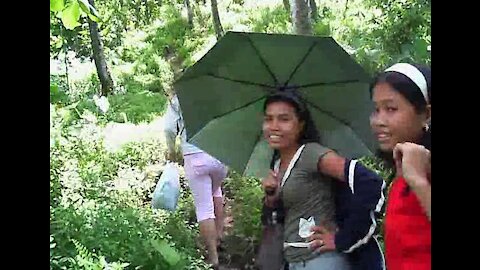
[263,90,320,169]
[371,63,431,170]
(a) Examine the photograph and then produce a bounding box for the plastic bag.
[152,162,180,211]
[298,216,315,238]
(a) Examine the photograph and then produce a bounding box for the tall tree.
[87,0,114,96]
[309,0,318,22]
[143,0,151,24]
[283,0,290,13]
[210,0,224,39]
[185,0,194,28]
[290,0,313,35]
[343,0,350,19]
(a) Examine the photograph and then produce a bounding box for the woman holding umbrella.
[261,90,386,270]
[170,31,390,269]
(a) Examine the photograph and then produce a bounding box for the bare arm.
[317,151,346,181]
[410,179,431,221]
[163,101,179,157]
[312,148,386,253]
[394,142,431,221]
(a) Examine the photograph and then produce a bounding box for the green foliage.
[50,20,92,59]
[51,0,65,12]
[224,172,263,242]
[139,5,207,69]
[131,52,175,93]
[50,76,70,105]
[108,89,168,124]
[96,0,165,51]
[244,5,291,34]
[145,7,190,54]
[71,239,130,270]
[51,200,198,269]
[112,4,213,96]
[50,108,209,269]
[313,21,331,36]
[50,72,168,125]
[50,0,165,59]
[50,0,100,30]
[61,1,82,29]
[323,0,431,74]
[114,141,164,169]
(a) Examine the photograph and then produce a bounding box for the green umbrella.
[175,31,376,178]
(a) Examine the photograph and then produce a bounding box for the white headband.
[385,63,429,103]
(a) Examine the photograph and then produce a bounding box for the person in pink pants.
[164,94,228,268]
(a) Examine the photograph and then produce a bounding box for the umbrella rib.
[302,99,371,150]
[301,99,351,127]
[205,74,277,89]
[284,41,318,87]
[244,34,279,86]
[207,95,267,124]
[177,73,277,89]
[297,79,363,89]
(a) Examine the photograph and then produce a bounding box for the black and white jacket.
[334,159,386,270]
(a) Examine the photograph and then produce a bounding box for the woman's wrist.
[409,175,430,190]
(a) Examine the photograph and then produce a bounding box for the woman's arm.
[312,150,386,253]
[394,142,431,220]
[410,179,431,221]
[317,151,346,181]
[163,101,179,158]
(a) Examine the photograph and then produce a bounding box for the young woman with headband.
[370,63,431,270]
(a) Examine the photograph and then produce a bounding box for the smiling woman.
[259,90,385,270]
[263,102,304,151]
[369,63,431,270]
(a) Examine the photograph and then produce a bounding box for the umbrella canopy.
[175,31,376,178]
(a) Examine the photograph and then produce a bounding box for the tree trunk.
[134,0,141,27]
[87,0,114,96]
[210,0,224,40]
[65,50,70,92]
[185,0,194,28]
[60,23,70,92]
[143,0,150,24]
[283,0,290,13]
[343,0,349,19]
[309,0,318,22]
[290,0,313,35]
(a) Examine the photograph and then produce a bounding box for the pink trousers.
[183,152,228,222]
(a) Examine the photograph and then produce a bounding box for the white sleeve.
[163,101,178,154]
